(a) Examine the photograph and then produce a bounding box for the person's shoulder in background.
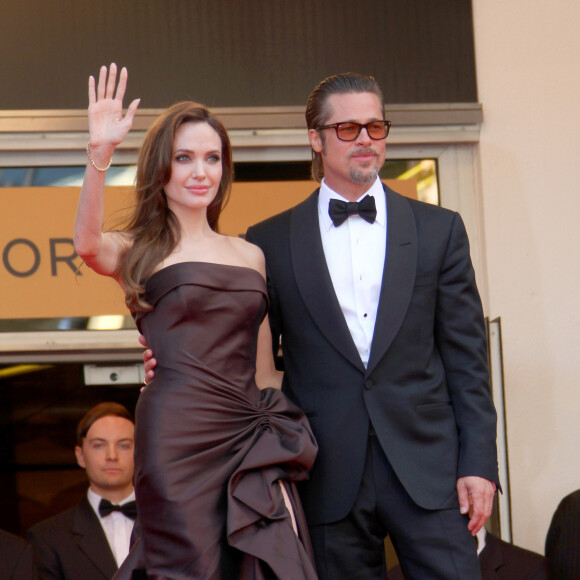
[481,530,549,579]
[0,529,38,580]
[387,530,549,580]
[545,488,580,580]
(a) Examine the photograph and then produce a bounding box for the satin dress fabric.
[114,262,318,580]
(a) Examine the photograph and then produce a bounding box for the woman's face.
[164,121,223,215]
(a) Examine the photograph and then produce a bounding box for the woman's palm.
[88,64,140,147]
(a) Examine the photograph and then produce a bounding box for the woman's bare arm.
[74,63,140,277]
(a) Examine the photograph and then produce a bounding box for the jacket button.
[364,379,374,390]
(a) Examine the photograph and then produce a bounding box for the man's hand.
[139,335,157,384]
[456,475,495,535]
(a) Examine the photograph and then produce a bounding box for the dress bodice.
[134,262,268,396]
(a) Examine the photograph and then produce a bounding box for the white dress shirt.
[318,176,387,367]
[476,527,486,555]
[87,488,135,567]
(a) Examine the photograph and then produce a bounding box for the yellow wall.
[0,179,416,319]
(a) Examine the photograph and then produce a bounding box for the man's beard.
[347,147,381,184]
[349,164,380,185]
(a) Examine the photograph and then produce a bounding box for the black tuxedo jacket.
[545,488,580,579]
[480,531,549,579]
[26,496,117,580]
[246,185,499,525]
[0,530,37,580]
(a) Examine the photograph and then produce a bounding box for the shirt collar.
[318,176,386,231]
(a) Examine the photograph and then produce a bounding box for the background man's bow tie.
[98,498,137,520]
[328,195,377,226]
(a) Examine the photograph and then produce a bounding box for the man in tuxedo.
[0,529,37,579]
[27,403,136,580]
[244,73,500,579]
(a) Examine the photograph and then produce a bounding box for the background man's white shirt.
[87,488,135,567]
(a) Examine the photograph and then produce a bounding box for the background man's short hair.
[76,402,134,446]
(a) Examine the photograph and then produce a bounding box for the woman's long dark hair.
[120,102,233,312]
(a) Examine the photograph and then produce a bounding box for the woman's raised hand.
[87,63,140,150]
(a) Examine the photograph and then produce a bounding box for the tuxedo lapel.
[73,497,117,579]
[290,191,365,371]
[367,187,417,375]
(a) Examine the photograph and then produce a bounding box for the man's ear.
[308,129,323,153]
[75,445,86,469]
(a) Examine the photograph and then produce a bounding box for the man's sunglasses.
[316,120,391,141]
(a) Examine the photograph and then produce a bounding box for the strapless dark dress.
[114,262,318,580]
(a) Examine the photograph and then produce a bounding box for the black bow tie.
[98,498,137,520]
[328,195,377,227]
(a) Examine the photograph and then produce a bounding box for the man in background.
[27,402,136,580]
[0,529,37,579]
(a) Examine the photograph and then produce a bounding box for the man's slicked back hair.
[305,73,385,182]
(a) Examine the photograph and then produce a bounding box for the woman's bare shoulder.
[224,235,265,273]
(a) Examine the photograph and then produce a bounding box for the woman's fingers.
[124,98,141,126]
[87,64,139,145]
[105,63,117,99]
[96,65,108,100]
[93,64,120,103]
[114,66,128,102]
[88,75,96,106]
[90,64,135,109]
